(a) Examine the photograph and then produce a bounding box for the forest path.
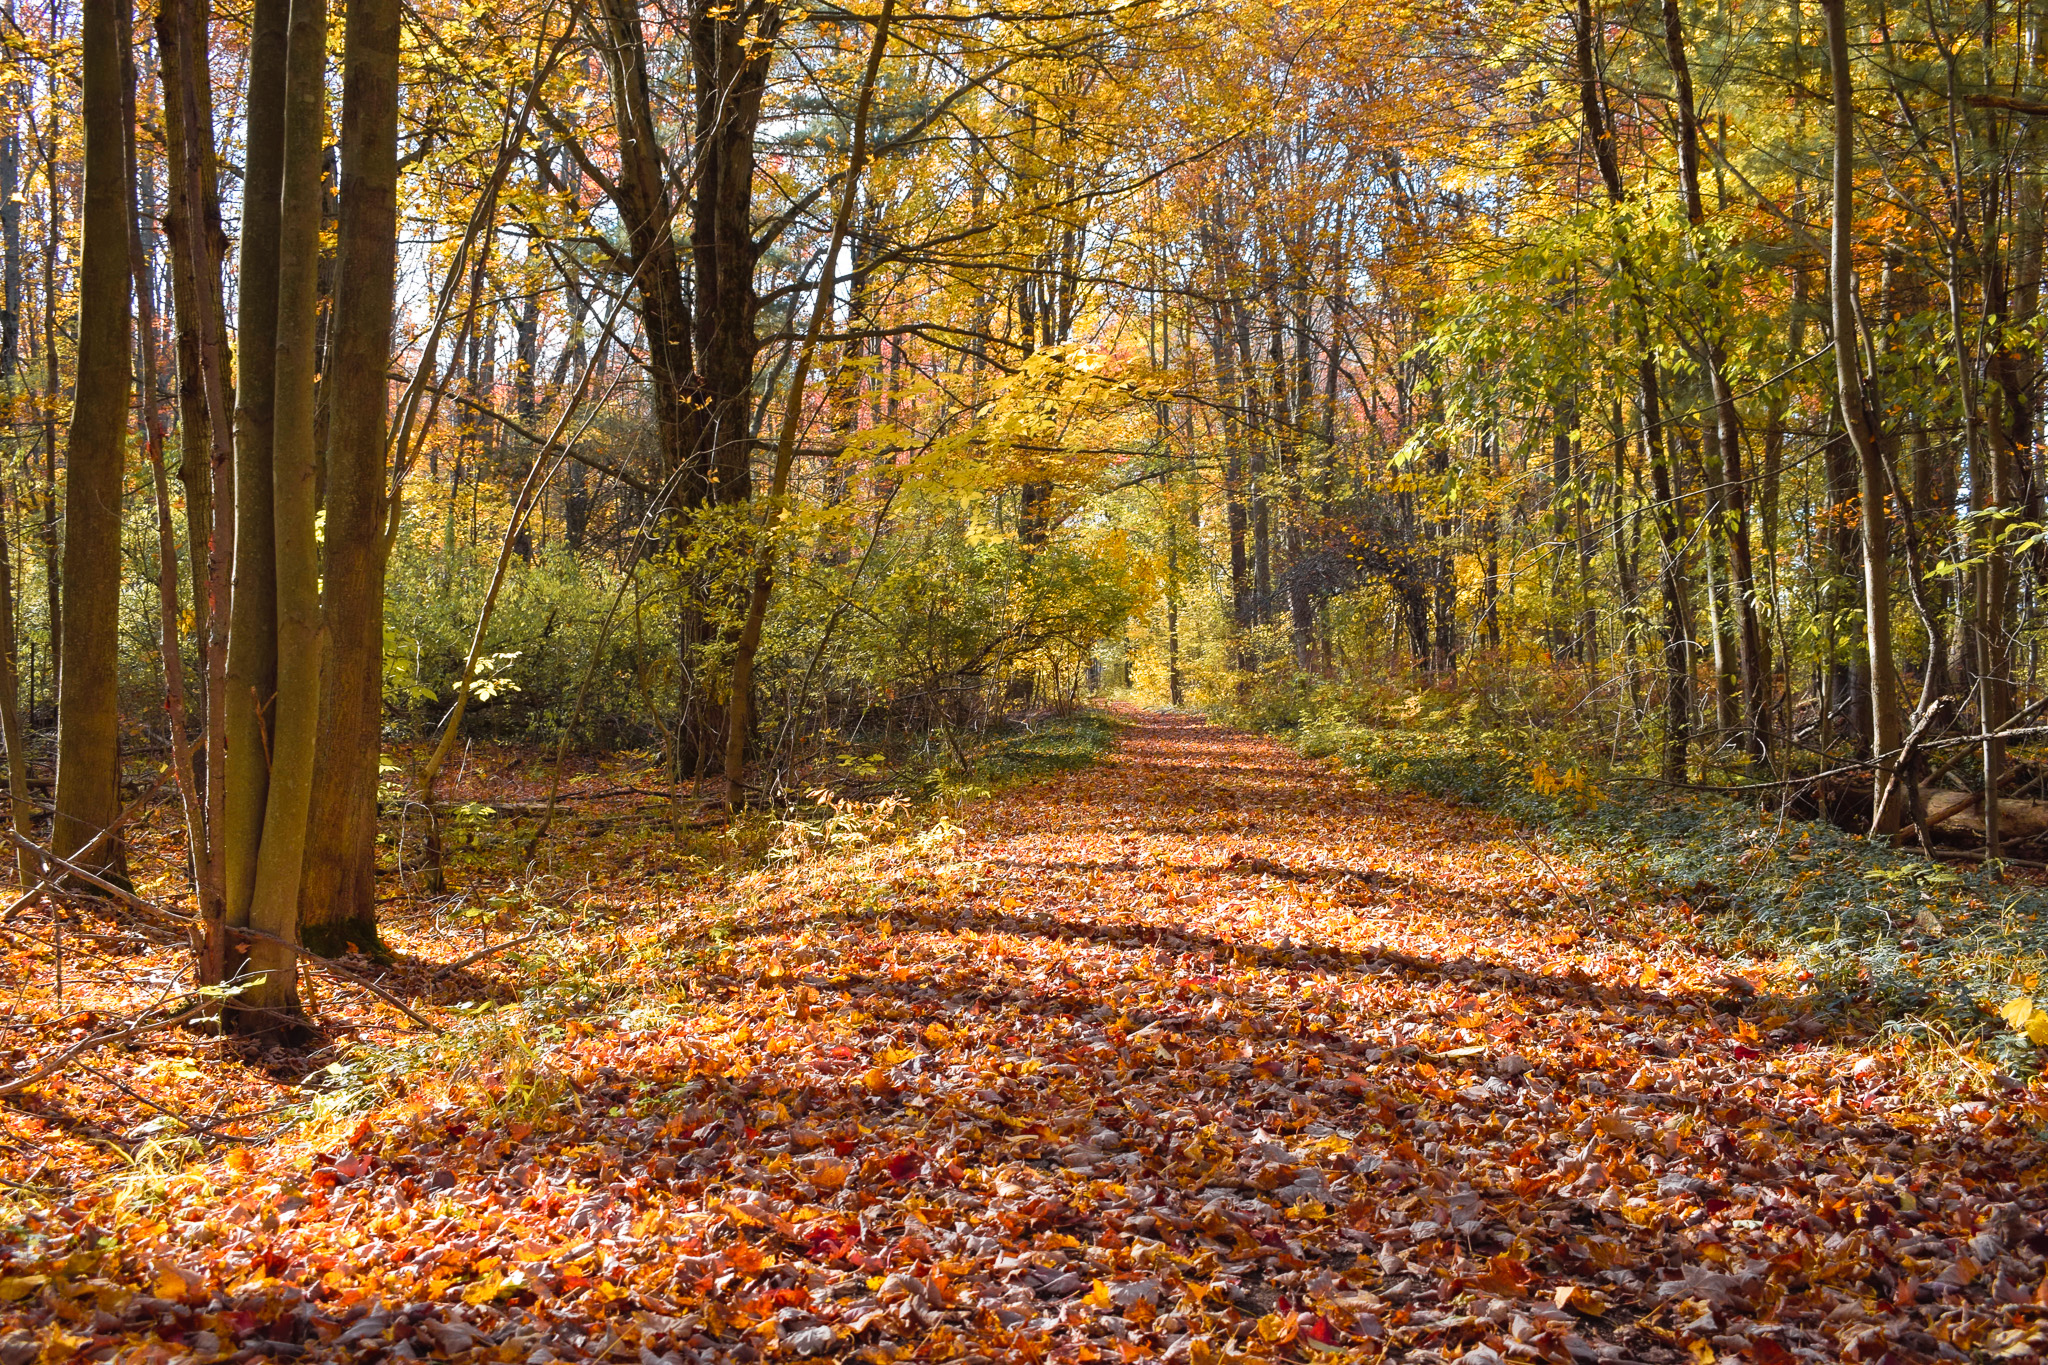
[31,709,2048,1365]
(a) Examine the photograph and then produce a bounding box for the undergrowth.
[1279,684,2048,1075]
[880,710,1122,802]
[296,711,1123,1134]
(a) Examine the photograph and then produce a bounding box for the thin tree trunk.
[1824,0,1907,834]
[1824,415,1873,757]
[126,26,208,925]
[156,0,221,704]
[1663,0,1768,756]
[0,482,25,886]
[39,118,59,693]
[240,0,331,1025]
[1572,0,1689,778]
[724,0,892,808]
[162,0,235,984]
[0,81,26,883]
[224,0,289,936]
[0,83,16,379]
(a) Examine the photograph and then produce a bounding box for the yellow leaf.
[1555,1284,1611,1316]
[1086,1279,1112,1310]
[461,1271,504,1305]
[924,1022,952,1045]
[1256,1311,1299,1343]
[154,1264,201,1301]
[0,1275,43,1302]
[2003,996,2038,1031]
[40,1329,89,1363]
[2027,1011,2048,1047]
[1638,963,1659,989]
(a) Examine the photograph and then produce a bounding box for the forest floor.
[7,708,2048,1365]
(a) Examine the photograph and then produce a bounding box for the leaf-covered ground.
[9,709,2048,1365]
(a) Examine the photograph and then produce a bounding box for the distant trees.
[9,0,2048,1028]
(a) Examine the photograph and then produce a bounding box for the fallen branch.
[0,829,443,1035]
[0,755,183,924]
[0,997,207,1099]
[1966,92,2048,117]
[432,929,549,978]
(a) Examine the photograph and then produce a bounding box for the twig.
[0,998,207,1099]
[432,929,548,978]
[76,1063,280,1144]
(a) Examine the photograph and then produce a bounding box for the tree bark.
[155,0,225,683]
[161,0,237,984]
[1573,0,1689,779]
[0,82,27,882]
[126,24,210,938]
[240,0,330,1023]
[300,0,398,956]
[52,0,134,879]
[224,0,289,934]
[1823,0,1907,834]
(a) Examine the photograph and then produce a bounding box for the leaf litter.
[6,709,2048,1365]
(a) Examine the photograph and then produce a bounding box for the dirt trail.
[11,709,2048,1365]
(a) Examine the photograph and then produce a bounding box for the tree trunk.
[224,0,289,935]
[0,85,16,379]
[38,124,60,693]
[0,84,27,882]
[1208,291,1252,672]
[155,0,226,696]
[239,0,329,1024]
[724,0,891,807]
[1662,0,1768,756]
[1823,416,1872,757]
[162,0,237,984]
[52,0,134,879]
[126,23,210,934]
[1570,2,1689,778]
[301,0,397,956]
[1823,0,1906,834]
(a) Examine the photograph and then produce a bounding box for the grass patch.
[969,711,1121,783]
[1297,710,2048,1073]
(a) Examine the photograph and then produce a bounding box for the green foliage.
[383,524,654,746]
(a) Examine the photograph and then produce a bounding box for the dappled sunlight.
[10,714,2046,1364]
